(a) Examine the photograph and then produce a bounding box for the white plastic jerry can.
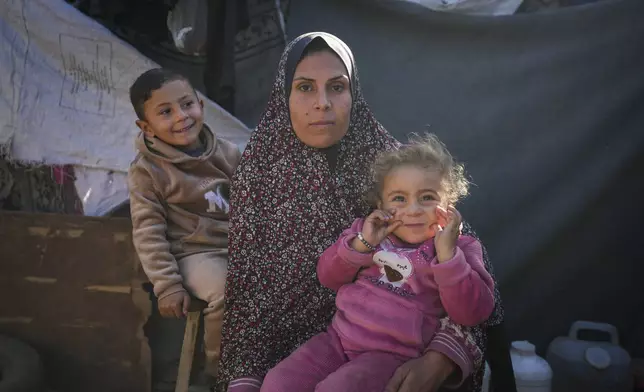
[546,321,632,392]
[510,340,553,392]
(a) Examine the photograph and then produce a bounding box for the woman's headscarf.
[217,32,504,391]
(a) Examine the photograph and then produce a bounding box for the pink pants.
[260,327,408,392]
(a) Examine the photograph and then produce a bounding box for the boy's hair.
[368,133,470,206]
[129,68,193,120]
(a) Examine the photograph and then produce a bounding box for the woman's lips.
[309,120,335,126]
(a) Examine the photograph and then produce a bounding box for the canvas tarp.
[288,0,644,354]
[0,0,251,215]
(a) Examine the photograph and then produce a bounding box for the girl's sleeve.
[317,218,374,291]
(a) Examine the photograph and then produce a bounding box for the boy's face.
[136,79,204,149]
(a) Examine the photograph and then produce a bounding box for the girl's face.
[378,165,448,244]
[288,50,352,149]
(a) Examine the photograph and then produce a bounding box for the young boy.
[127,68,241,387]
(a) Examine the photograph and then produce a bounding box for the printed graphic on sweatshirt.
[372,249,413,288]
[201,180,230,214]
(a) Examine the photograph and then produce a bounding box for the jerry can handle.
[569,321,619,344]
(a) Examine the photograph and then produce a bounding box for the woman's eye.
[182,101,194,108]
[297,83,313,92]
[331,84,344,92]
[159,108,171,116]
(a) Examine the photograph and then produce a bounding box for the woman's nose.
[314,91,331,110]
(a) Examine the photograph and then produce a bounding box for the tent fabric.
[72,167,129,216]
[0,0,251,215]
[287,0,644,354]
[380,0,524,16]
[0,0,250,172]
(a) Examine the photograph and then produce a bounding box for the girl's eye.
[391,195,405,202]
[159,108,171,116]
[297,83,313,92]
[421,194,436,201]
[182,101,194,108]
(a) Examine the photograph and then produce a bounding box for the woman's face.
[289,50,352,149]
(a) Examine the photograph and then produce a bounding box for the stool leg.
[175,310,201,392]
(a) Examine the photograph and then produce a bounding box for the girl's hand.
[352,209,403,252]
[434,206,462,263]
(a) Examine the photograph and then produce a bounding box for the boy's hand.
[352,209,403,252]
[434,206,462,263]
[158,291,191,318]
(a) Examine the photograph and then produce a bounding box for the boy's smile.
[136,79,204,149]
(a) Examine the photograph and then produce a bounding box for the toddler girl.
[261,134,495,392]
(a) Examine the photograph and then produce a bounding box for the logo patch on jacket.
[204,182,230,213]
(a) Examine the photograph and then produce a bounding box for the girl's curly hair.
[366,133,470,207]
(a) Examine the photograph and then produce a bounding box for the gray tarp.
[287,0,644,354]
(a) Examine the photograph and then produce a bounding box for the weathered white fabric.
[0,0,250,172]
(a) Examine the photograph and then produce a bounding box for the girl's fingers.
[435,206,448,228]
[447,206,462,222]
[388,208,401,221]
[445,220,461,241]
[374,209,393,221]
[447,213,459,228]
[368,210,386,226]
[385,220,403,234]
[434,226,443,242]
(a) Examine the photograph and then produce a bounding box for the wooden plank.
[0,211,151,392]
[0,212,140,281]
[174,311,202,392]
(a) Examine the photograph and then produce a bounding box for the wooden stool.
[175,298,207,392]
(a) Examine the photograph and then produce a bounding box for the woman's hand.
[434,206,462,263]
[351,209,402,252]
[384,350,456,392]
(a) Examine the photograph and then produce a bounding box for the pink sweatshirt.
[317,218,495,359]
